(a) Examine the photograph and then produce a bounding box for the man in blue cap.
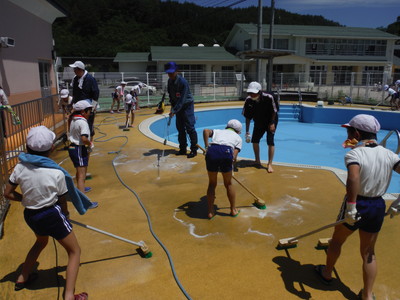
[165,61,198,158]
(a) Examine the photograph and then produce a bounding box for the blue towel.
[18,153,92,215]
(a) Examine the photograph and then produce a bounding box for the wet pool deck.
[1,101,400,299]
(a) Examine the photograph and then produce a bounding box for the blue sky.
[170,0,399,28]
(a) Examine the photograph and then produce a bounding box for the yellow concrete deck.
[1,102,400,300]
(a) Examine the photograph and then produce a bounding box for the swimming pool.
[143,105,400,195]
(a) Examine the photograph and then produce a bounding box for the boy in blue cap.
[165,61,198,158]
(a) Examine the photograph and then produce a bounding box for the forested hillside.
[52,0,342,57]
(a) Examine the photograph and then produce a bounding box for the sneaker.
[84,187,92,193]
[109,110,114,114]
[187,150,197,158]
[88,202,98,209]
[176,149,187,155]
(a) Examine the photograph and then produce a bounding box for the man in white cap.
[202,119,242,219]
[242,81,279,173]
[314,114,400,300]
[69,61,99,140]
[4,126,89,300]
[68,100,97,202]
[110,81,126,113]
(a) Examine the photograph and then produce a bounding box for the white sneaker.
[110,110,114,114]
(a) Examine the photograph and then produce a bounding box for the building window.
[244,39,251,50]
[306,38,386,56]
[264,38,289,49]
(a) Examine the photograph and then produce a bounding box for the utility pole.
[256,0,262,82]
[267,0,275,91]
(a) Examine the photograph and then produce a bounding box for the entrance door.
[38,61,51,98]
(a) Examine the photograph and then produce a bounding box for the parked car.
[126,81,157,95]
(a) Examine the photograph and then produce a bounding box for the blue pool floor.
[167,121,399,194]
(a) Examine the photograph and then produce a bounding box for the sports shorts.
[24,204,72,240]
[205,144,234,173]
[68,144,89,167]
[337,195,386,233]
[251,117,278,145]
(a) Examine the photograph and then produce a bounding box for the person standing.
[314,114,400,300]
[0,85,9,137]
[123,91,136,128]
[110,81,126,113]
[4,126,88,300]
[203,119,242,219]
[68,100,97,207]
[165,61,198,158]
[130,83,142,110]
[242,81,279,173]
[69,61,99,141]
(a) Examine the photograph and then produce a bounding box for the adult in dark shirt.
[69,61,99,140]
[165,61,198,158]
[242,81,279,173]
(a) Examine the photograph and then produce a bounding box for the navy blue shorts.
[68,144,89,167]
[338,196,386,233]
[24,204,72,240]
[205,144,233,173]
[251,117,279,145]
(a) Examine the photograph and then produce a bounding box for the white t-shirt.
[345,145,400,197]
[211,129,242,151]
[9,163,68,209]
[125,93,136,104]
[69,116,90,145]
[388,88,397,96]
[116,85,124,96]
[0,88,8,105]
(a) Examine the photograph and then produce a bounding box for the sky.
[170,0,400,28]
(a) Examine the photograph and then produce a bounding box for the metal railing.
[58,70,399,111]
[0,95,67,237]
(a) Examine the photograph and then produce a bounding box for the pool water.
[151,108,399,194]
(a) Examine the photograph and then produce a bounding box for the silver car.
[126,81,156,95]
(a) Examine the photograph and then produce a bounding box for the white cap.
[60,89,69,98]
[341,114,381,133]
[227,119,242,134]
[26,126,55,152]
[121,81,127,85]
[247,81,261,94]
[69,61,85,70]
[73,100,93,111]
[384,84,389,90]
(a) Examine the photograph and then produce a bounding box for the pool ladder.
[380,129,400,154]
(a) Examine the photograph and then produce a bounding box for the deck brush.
[277,219,345,250]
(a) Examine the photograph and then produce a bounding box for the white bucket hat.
[227,119,242,134]
[26,126,55,152]
[341,114,381,133]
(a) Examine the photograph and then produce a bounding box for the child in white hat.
[202,119,243,219]
[4,126,88,300]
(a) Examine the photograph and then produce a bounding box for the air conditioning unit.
[1,37,16,48]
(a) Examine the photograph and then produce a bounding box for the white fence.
[57,71,400,110]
